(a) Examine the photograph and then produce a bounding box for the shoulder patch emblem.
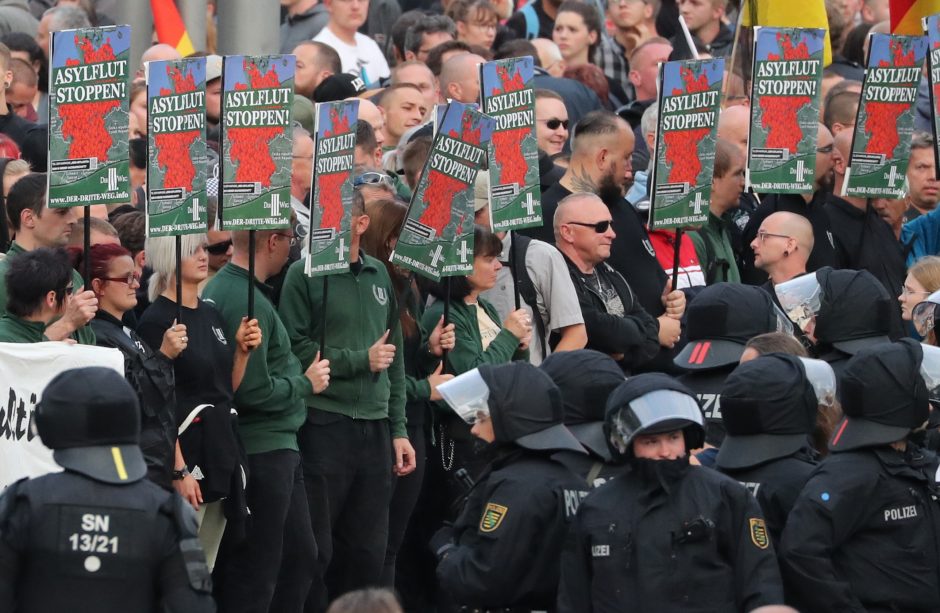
[749,517,769,549]
[479,502,508,533]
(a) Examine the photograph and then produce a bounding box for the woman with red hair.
[72,243,192,499]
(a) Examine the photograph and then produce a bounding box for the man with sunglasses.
[0,172,96,343]
[741,123,840,285]
[554,192,660,372]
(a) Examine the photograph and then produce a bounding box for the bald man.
[137,43,181,78]
[825,130,906,298]
[531,38,565,77]
[751,211,813,290]
[523,110,685,360]
[717,105,750,158]
[439,52,484,103]
[741,123,839,284]
[391,60,438,110]
[354,98,386,150]
[554,192,660,370]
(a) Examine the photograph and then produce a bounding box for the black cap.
[815,267,892,354]
[313,73,367,103]
[605,373,705,455]
[675,283,784,370]
[716,354,816,469]
[831,339,929,451]
[541,350,625,460]
[36,367,146,484]
[479,362,585,454]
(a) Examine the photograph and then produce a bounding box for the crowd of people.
[4,0,940,611]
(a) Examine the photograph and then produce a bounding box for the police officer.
[540,349,627,487]
[558,374,785,612]
[716,354,833,548]
[775,267,898,382]
[780,339,940,612]
[674,282,794,465]
[0,367,215,613]
[432,362,590,611]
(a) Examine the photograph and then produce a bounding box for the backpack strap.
[520,2,539,39]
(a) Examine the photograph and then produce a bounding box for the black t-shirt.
[137,296,236,424]
[506,0,554,40]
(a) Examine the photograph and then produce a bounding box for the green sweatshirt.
[0,242,96,345]
[689,213,741,284]
[421,296,528,377]
[278,253,408,439]
[202,263,313,454]
[0,314,47,342]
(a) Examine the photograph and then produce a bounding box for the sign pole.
[510,232,521,310]
[671,227,683,292]
[175,235,183,324]
[83,206,91,289]
[247,229,255,320]
[442,277,451,372]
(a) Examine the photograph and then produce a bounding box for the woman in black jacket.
[73,243,189,494]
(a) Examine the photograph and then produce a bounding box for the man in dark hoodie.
[674,283,794,465]
[780,339,940,612]
[716,354,831,548]
[541,349,627,487]
[432,362,589,611]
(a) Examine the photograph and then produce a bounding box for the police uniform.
[675,283,792,451]
[433,363,590,611]
[780,340,940,612]
[558,374,784,613]
[716,354,823,548]
[541,350,628,488]
[0,367,214,613]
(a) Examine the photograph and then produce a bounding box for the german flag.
[151,0,196,57]
[740,0,833,65]
[890,0,940,35]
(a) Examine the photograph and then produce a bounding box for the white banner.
[0,342,124,490]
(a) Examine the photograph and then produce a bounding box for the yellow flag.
[741,0,833,65]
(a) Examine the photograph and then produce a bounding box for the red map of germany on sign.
[318,107,350,230]
[418,114,482,236]
[228,60,283,186]
[760,33,812,152]
[60,36,119,161]
[155,66,199,190]
[663,66,712,184]
[490,64,531,188]
[865,40,917,156]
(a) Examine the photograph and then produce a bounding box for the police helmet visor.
[798,357,837,409]
[920,344,940,396]
[772,302,796,336]
[437,368,490,424]
[608,389,704,455]
[775,274,822,334]
[913,290,940,336]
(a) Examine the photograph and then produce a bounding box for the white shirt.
[313,26,390,86]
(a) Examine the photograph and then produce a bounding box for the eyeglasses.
[538,118,569,130]
[757,229,791,242]
[353,171,394,189]
[274,232,298,247]
[816,143,834,154]
[101,272,142,286]
[207,239,232,255]
[567,220,612,233]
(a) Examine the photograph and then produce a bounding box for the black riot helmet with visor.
[604,373,705,461]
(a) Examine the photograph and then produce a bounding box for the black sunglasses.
[207,239,232,255]
[567,220,611,233]
[541,118,569,130]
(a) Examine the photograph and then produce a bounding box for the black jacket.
[91,312,177,489]
[825,195,906,300]
[719,451,818,549]
[561,253,660,372]
[780,446,940,612]
[437,449,589,610]
[559,458,784,612]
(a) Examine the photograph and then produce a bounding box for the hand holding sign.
[369,329,396,373]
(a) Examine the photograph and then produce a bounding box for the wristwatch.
[172,466,191,480]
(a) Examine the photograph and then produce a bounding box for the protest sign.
[923,14,940,177]
[146,57,208,237]
[48,25,130,208]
